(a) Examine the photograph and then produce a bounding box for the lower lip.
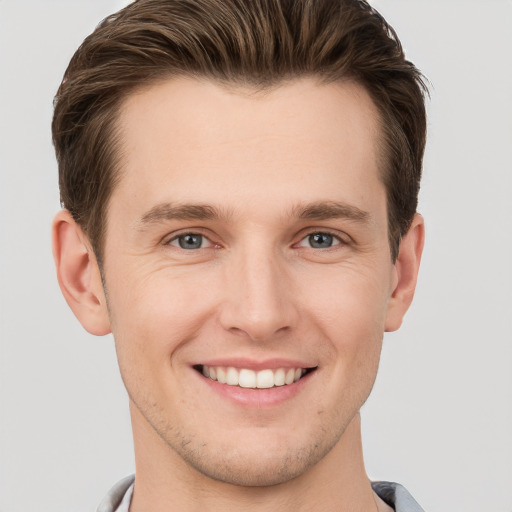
[197,370,314,408]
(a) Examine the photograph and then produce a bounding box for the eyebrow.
[137,200,370,228]
[138,203,229,227]
[293,201,371,223]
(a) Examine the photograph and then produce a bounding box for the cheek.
[303,261,392,334]
[106,267,219,376]
[300,263,390,379]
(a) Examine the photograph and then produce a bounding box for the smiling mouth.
[195,365,316,389]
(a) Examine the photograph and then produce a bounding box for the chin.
[166,427,342,488]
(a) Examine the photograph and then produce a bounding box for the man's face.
[102,77,398,485]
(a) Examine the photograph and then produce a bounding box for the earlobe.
[385,213,425,332]
[52,210,111,336]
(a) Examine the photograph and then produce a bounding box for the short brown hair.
[52,0,427,263]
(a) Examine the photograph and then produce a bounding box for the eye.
[168,233,210,250]
[298,232,341,249]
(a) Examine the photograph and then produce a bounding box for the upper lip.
[193,358,317,371]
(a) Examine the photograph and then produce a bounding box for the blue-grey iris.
[178,234,203,249]
[309,233,334,248]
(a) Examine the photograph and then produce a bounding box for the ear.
[52,210,111,336]
[385,213,425,332]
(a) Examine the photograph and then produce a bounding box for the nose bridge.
[220,240,296,341]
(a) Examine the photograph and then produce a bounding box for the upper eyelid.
[162,228,214,245]
[165,233,220,252]
[296,232,343,248]
[296,228,350,244]
[160,227,350,247]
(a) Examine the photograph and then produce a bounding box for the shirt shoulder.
[372,481,425,512]
[97,475,135,512]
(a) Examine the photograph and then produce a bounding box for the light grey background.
[0,1,511,511]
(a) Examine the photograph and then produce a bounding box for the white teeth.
[216,367,227,384]
[201,365,308,388]
[256,369,274,389]
[226,367,239,386]
[274,368,285,386]
[239,369,256,388]
[285,368,295,385]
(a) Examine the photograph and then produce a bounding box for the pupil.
[179,234,202,249]
[310,233,333,248]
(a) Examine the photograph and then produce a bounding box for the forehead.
[113,77,383,218]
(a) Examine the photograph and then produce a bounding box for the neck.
[130,406,378,512]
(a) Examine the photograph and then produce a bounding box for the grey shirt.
[97,475,425,512]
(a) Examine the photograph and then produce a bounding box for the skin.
[53,77,424,512]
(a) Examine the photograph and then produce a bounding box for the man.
[51,0,427,510]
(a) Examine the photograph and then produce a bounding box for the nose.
[218,246,298,342]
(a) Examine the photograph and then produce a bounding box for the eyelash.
[165,229,347,251]
[166,231,216,250]
[296,231,344,249]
